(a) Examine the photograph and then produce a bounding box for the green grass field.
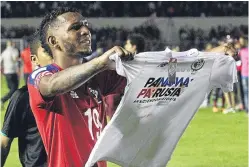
[1,76,248,167]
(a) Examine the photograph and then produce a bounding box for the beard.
[63,41,92,58]
[74,49,93,58]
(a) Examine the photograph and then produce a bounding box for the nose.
[80,26,91,37]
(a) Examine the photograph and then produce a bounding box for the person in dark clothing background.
[0,31,52,167]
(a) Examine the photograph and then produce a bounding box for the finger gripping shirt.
[85,49,237,167]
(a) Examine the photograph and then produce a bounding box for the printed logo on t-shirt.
[191,59,205,71]
[134,77,193,104]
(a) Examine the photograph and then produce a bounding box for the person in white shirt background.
[0,41,19,109]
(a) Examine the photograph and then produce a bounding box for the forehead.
[58,12,83,23]
[50,12,84,31]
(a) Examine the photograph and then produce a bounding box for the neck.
[53,52,83,69]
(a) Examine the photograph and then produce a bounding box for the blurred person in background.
[0,41,19,109]
[211,88,226,113]
[205,43,213,51]
[238,37,248,112]
[172,46,180,52]
[201,43,214,108]
[124,34,145,54]
[1,31,51,167]
[233,38,245,111]
[20,39,32,84]
[203,43,226,112]
[219,36,236,114]
[223,90,236,114]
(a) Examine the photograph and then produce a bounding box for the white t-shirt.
[85,49,237,167]
[0,46,19,74]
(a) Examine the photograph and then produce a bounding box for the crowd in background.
[179,24,248,51]
[1,24,248,52]
[1,1,248,18]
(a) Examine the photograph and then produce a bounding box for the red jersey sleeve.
[27,65,60,120]
[94,70,127,96]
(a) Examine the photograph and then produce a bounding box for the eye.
[71,24,83,31]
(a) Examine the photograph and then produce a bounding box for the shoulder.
[28,64,60,86]
[10,86,29,104]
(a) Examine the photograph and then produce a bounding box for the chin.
[75,49,92,58]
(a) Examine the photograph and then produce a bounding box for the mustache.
[79,37,91,43]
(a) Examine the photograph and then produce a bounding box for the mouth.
[80,39,91,46]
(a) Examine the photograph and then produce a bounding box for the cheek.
[63,41,77,53]
[61,32,79,53]
[75,32,81,43]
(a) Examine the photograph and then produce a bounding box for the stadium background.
[1,1,248,167]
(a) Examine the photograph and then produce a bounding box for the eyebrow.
[67,19,88,31]
[67,22,81,31]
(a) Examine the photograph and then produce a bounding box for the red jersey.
[21,47,32,74]
[27,63,126,167]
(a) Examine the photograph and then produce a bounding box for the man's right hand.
[98,46,134,69]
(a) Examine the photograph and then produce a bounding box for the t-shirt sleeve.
[1,90,27,138]
[210,55,238,92]
[27,66,54,107]
[109,53,143,84]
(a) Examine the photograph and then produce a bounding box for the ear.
[31,55,39,66]
[48,36,57,47]
[48,35,61,51]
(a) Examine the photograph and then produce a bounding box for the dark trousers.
[237,72,245,108]
[24,73,31,85]
[242,77,248,112]
[1,74,18,103]
[212,88,225,107]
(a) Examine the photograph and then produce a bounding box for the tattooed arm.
[38,46,131,98]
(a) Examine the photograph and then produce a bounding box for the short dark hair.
[39,7,80,56]
[128,34,145,53]
[27,30,41,55]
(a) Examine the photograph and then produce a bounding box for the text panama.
[135,77,193,101]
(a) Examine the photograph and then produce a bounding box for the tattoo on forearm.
[45,59,106,96]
